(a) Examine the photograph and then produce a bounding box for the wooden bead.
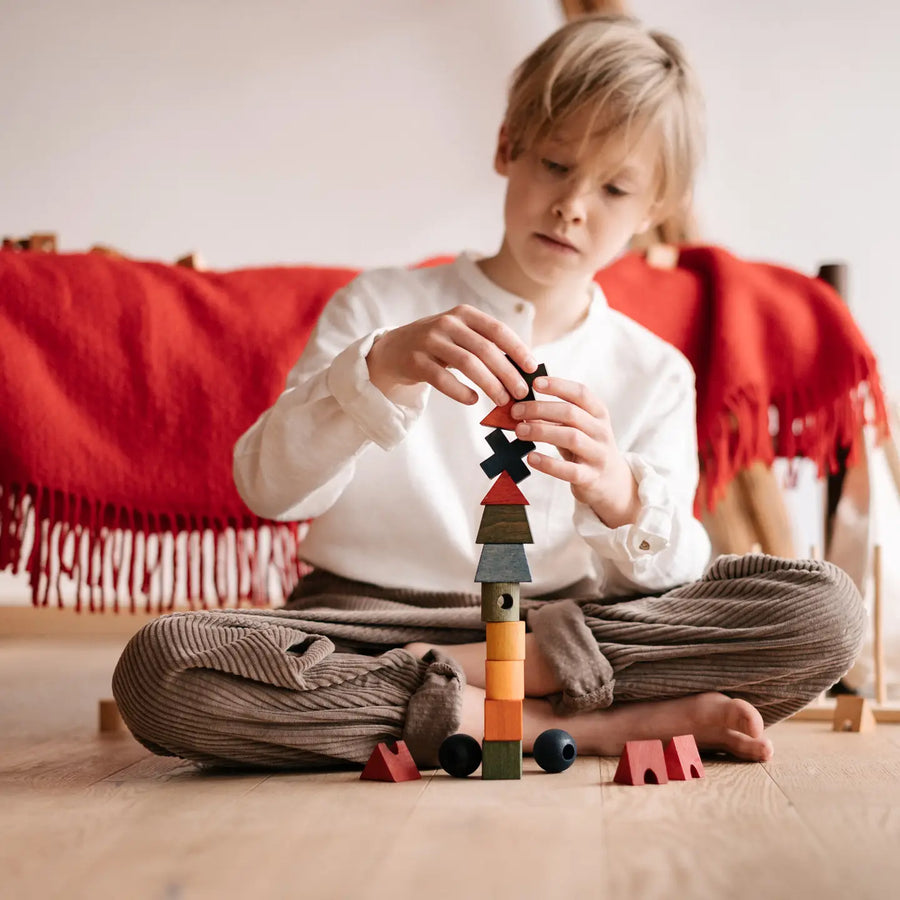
[480,582,520,622]
[485,660,524,700]
[438,733,482,777]
[481,740,522,780]
[486,621,526,660]
[484,699,523,741]
[533,729,577,773]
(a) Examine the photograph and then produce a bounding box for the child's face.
[494,111,662,298]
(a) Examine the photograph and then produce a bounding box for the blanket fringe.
[696,366,890,512]
[0,482,310,613]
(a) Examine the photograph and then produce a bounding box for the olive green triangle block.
[475,544,532,583]
[482,740,523,780]
[476,504,533,544]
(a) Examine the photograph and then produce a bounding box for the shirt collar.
[452,249,608,344]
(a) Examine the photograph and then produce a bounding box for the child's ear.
[494,125,511,176]
[635,199,664,236]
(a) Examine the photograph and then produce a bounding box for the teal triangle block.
[475,543,532,583]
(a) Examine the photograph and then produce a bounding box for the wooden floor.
[2,636,899,900]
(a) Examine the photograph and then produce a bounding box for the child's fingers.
[420,358,480,405]
[527,451,593,487]
[515,422,606,464]
[511,399,604,441]
[530,375,607,419]
[456,307,538,394]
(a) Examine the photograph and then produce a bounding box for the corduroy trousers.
[111,554,865,770]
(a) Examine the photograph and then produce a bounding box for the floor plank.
[2,637,900,900]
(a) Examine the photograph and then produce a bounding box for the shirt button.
[514,303,524,314]
[639,540,650,551]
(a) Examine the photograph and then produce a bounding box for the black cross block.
[480,428,535,483]
[507,355,548,402]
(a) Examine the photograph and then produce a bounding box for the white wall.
[2,0,898,668]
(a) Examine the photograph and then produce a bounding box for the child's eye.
[604,183,628,198]
[540,158,569,176]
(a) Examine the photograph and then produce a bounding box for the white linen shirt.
[233,251,711,598]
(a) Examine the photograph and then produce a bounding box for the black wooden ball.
[533,728,577,773]
[438,733,482,777]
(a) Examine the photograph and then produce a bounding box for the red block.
[481,471,529,506]
[480,401,518,431]
[360,740,421,782]
[613,739,669,785]
[664,734,705,780]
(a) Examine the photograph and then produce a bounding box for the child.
[112,14,863,771]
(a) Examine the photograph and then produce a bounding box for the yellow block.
[485,660,524,700]
[486,621,526,660]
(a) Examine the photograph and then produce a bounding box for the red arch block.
[664,734,705,780]
[360,740,421,782]
[613,739,669,785]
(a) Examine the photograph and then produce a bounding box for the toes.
[724,697,766,740]
[722,729,774,762]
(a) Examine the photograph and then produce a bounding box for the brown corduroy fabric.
[111,554,864,771]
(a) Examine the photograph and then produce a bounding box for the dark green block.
[476,505,533,544]
[481,582,520,622]
[482,740,523,780]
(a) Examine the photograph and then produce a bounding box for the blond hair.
[504,14,705,222]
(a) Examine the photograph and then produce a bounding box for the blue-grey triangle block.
[475,543,532,583]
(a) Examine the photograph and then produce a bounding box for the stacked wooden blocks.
[475,359,547,780]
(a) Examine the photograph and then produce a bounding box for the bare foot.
[558,691,773,763]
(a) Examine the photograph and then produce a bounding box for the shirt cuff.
[574,452,673,563]
[326,329,430,450]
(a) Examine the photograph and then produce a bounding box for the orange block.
[485,660,524,700]
[484,699,523,740]
[486,621,526,660]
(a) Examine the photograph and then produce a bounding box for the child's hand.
[511,375,641,528]
[366,305,537,407]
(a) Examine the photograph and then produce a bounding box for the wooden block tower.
[475,360,547,780]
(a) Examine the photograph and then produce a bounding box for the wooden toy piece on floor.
[832,695,877,733]
[480,428,535,483]
[482,740,523,780]
[481,471,529,506]
[476,504,533,544]
[485,621,526,660]
[613,739,669,785]
[360,739,421,782]
[98,698,127,734]
[475,543,532,583]
[481,582,520,622]
[533,729,577,773]
[664,734,705,780]
[439,733,482,778]
[484,699,523,741]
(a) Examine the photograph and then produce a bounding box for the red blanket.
[0,247,888,612]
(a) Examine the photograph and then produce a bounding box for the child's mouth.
[535,233,578,254]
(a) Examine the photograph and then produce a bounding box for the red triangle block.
[613,739,669,785]
[664,734,705,780]
[481,472,529,506]
[360,740,421,782]
[480,401,518,431]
